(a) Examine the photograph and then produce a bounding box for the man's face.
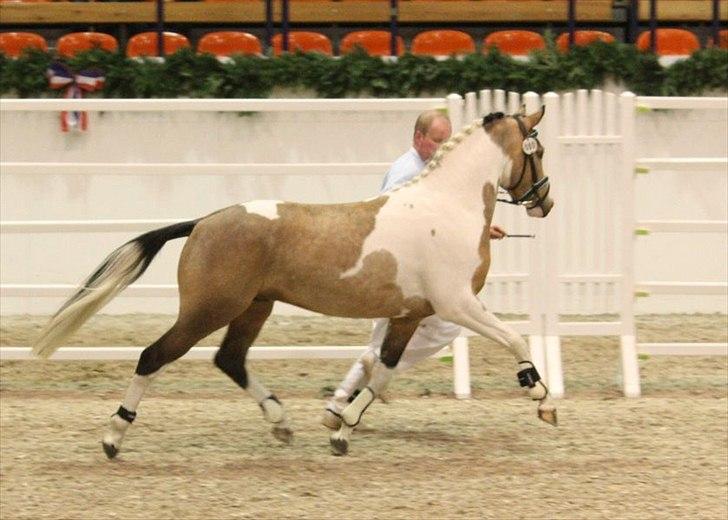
[413,117,452,162]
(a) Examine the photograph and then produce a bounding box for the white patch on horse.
[241,200,281,220]
[340,127,506,311]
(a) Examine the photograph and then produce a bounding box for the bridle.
[497,115,550,211]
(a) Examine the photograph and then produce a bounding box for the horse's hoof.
[102,441,118,459]
[538,407,558,426]
[330,437,349,456]
[272,426,293,444]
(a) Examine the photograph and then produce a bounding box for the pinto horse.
[33,107,555,458]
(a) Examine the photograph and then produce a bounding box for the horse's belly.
[262,253,429,319]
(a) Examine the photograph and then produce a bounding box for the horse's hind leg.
[213,299,292,444]
[330,316,420,456]
[102,313,231,459]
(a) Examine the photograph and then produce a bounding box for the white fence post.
[507,91,521,114]
[464,92,478,125]
[541,91,564,399]
[493,89,506,112]
[446,93,464,131]
[521,91,547,381]
[619,91,641,398]
[478,89,492,116]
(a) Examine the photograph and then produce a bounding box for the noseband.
[497,115,550,211]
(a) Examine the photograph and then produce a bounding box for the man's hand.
[489,225,507,240]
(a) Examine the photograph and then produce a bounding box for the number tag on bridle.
[522,137,538,155]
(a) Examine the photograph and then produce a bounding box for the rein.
[496,115,550,211]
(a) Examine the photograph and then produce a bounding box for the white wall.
[0,95,725,315]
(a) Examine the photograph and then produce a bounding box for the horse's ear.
[517,104,527,116]
[525,105,546,130]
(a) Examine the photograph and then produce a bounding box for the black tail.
[33,219,198,358]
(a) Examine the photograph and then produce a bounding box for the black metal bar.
[649,0,657,53]
[282,0,289,52]
[567,0,576,48]
[265,0,273,53]
[628,0,639,44]
[156,0,165,58]
[712,0,720,47]
[389,0,399,56]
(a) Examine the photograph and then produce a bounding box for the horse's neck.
[418,131,503,214]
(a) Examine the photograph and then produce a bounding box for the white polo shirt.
[380,147,426,193]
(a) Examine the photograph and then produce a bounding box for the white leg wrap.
[261,398,285,424]
[246,374,270,402]
[121,374,155,412]
[340,363,395,427]
[341,387,375,427]
[246,374,287,425]
[103,372,158,451]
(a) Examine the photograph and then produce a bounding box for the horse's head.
[484,107,554,218]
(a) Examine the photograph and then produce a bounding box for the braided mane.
[387,119,485,192]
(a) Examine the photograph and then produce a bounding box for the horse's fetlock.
[261,396,285,424]
[529,381,548,401]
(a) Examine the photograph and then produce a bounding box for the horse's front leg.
[329,317,420,456]
[439,295,557,426]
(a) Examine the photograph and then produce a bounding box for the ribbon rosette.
[46,62,105,132]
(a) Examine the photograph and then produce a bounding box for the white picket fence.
[1,91,726,399]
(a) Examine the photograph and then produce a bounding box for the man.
[322,110,507,429]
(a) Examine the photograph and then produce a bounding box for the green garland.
[1,41,726,99]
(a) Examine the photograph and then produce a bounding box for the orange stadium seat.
[272,32,333,56]
[411,30,475,57]
[717,29,728,49]
[636,28,700,55]
[126,31,190,58]
[57,32,118,58]
[0,32,47,58]
[197,31,262,57]
[484,30,546,57]
[556,30,615,52]
[340,31,404,57]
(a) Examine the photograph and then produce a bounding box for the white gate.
[455,89,728,398]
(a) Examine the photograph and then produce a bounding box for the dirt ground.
[1,313,726,520]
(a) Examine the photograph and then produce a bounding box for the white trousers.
[329,315,462,410]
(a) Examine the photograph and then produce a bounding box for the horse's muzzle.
[527,197,554,218]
